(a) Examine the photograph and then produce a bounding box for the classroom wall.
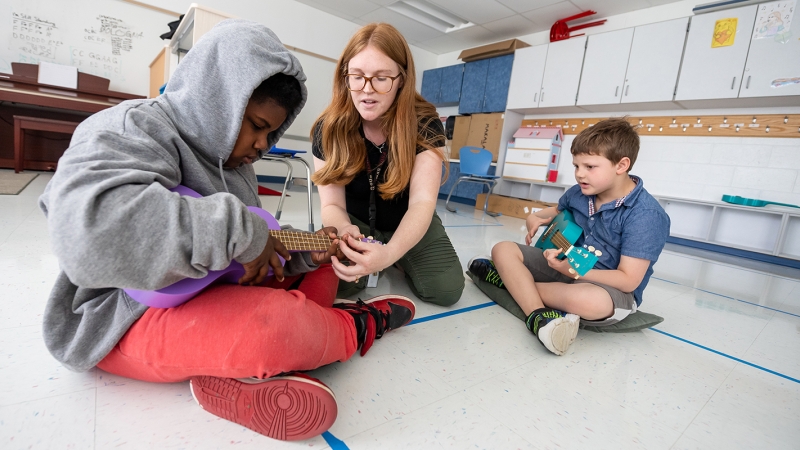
[435,0,800,206]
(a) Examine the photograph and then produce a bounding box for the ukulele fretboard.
[270,230,333,252]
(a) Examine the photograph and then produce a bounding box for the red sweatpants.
[97,265,358,382]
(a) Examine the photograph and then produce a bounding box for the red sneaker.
[333,295,416,356]
[189,372,337,441]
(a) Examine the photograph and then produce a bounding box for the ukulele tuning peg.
[568,268,576,274]
[587,246,595,252]
[595,250,602,257]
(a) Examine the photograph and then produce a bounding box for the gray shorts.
[516,244,636,327]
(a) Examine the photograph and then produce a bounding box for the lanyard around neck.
[365,151,387,237]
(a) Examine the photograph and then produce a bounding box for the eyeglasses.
[344,74,401,94]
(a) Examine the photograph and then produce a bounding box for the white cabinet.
[739,1,800,98]
[166,4,233,81]
[539,36,587,108]
[675,5,757,101]
[622,17,689,104]
[506,44,548,110]
[577,29,634,106]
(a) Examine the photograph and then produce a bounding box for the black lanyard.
[365,151,387,237]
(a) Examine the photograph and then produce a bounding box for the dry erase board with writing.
[0,0,173,96]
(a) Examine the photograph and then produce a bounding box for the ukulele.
[534,209,602,278]
[123,185,381,309]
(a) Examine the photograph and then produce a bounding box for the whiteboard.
[283,50,335,141]
[0,0,175,96]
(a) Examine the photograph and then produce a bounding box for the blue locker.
[483,54,514,112]
[458,59,489,114]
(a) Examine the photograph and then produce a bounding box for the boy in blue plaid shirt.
[472,118,669,355]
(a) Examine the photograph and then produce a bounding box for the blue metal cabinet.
[439,64,464,104]
[421,68,442,104]
[483,54,514,112]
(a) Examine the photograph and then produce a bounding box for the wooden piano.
[0,63,145,171]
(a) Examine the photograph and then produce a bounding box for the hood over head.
[162,19,307,164]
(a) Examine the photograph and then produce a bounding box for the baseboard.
[666,237,800,269]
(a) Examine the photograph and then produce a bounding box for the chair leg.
[274,160,293,220]
[484,181,500,217]
[445,179,463,213]
[295,157,314,232]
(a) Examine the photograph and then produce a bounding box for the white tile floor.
[2,169,799,449]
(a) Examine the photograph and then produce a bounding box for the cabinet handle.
[625,85,629,96]
[534,92,538,103]
[731,77,736,90]
[746,75,751,89]
[615,86,619,97]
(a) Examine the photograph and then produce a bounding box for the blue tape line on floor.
[651,276,800,318]
[322,431,350,449]
[650,328,800,384]
[408,302,496,326]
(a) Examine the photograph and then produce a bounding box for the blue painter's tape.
[651,276,800,319]
[650,328,800,384]
[322,431,350,450]
[408,302,496,326]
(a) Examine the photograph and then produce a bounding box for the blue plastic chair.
[261,146,314,231]
[445,146,500,217]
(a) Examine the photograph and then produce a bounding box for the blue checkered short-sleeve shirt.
[557,176,670,305]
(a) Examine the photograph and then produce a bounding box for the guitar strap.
[365,151,387,237]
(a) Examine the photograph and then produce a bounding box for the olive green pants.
[337,213,464,306]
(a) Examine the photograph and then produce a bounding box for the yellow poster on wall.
[712,18,738,47]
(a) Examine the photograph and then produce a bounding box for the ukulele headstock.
[566,245,602,278]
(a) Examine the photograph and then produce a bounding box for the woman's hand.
[239,234,291,285]
[543,248,575,278]
[525,214,554,245]
[309,226,346,265]
[330,235,394,282]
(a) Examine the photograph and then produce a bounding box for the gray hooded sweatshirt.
[38,19,308,372]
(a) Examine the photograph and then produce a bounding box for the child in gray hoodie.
[38,19,415,442]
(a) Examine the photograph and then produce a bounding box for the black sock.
[525,308,552,334]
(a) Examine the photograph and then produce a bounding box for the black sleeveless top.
[312,119,445,232]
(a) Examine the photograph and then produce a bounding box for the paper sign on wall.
[753,0,795,40]
[712,18,738,48]
[37,61,78,89]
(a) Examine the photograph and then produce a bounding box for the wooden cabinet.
[458,54,514,114]
[148,45,169,98]
[622,18,689,104]
[506,44,548,110]
[539,36,587,108]
[739,2,800,98]
[577,29,634,106]
[675,5,758,101]
[421,64,464,106]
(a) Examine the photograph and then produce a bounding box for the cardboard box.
[465,113,504,162]
[458,39,530,62]
[450,115,471,159]
[475,193,556,219]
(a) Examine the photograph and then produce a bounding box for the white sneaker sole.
[537,314,580,356]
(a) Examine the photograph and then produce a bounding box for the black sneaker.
[333,295,415,356]
[468,256,505,289]
[526,308,580,356]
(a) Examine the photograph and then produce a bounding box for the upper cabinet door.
[622,17,689,104]
[459,59,490,114]
[421,68,442,104]
[577,28,635,106]
[506,44,549,110]
[439,64,465,104]
[739,1,800,98]
[675,5,758,101]
[539,36,587,108]
[483,54,514,112]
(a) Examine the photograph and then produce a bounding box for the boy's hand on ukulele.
[240,234,291,285]
[310,226,346,265]
[526,214,554,246]
[543,248,576,278]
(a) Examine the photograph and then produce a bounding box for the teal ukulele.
[534,210,602,278]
